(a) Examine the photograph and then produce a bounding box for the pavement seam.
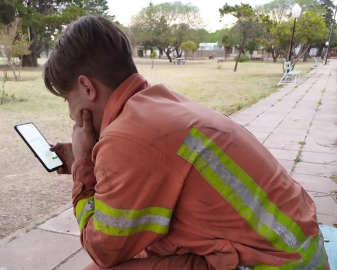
[51,247,83,270]
[35,227,79,237]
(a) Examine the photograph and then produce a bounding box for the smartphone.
[14,122,63,172]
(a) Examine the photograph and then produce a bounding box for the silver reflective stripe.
[297,235,324,270]
[184,135,301,249]
[77,200,94,225]
[95,210,170,228]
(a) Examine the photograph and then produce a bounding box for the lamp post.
[288,4,302,62]
[325,2,337,65]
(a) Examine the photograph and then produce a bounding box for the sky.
[107,0,272,32]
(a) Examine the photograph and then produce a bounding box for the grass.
[138,58,313,115]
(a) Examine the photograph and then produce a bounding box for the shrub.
[234,54,250,62]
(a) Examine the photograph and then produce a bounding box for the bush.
[234,54,250,62]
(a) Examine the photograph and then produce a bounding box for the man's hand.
[72,110,96,160]
[50,143,74,174]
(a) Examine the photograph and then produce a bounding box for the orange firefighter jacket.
[72,74,328,270]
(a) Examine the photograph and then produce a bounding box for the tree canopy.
[130,1,203,62]
[0,0,109,67]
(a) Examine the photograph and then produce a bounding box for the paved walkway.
[1,60,337,269]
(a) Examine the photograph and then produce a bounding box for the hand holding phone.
[14,122,63,172]
[50,143,74,174]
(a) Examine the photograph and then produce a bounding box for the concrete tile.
[307,191,337,216]
[311,120,337,126]
[263,133,305,151]
[301,151,337,166]
[292,173,337,194]
[58,249,93,270]
[317,214,337,226]
[245,125,275,133]
[310,124,337,132]
[277,120,311,130]
[302,142,337,154]
[284,110,316,121]
[293,162,337,178]
[0,229,81,270]
[38,208,80,236]
[268,149,298,161]
[249,120,280,129]
[306,131,337,143]
[273,127,308,136]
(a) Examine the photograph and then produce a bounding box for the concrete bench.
[172,59,187,65]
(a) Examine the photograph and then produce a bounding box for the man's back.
[90,74,323,269]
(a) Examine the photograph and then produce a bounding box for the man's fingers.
[82,110,94,131]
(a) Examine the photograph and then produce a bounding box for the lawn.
[0,57,314,239]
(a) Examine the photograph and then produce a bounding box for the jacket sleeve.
[72,134,184,268]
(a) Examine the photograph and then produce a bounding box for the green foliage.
[130,1,203,61]
[234,54,250,62]
[0,0,15,25]
[179,40,198,55]
[150,48,157,59]
[219,3,269,71]
[12,31,30,58]
[0,0,109,67]
[270,10,329,63]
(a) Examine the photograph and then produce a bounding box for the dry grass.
[0,57,314,239]
[137,58,313,114]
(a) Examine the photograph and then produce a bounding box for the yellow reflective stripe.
[93,199,172,236]
[75,196,95,231]
[178,128,325,269]
[253,234,325,270]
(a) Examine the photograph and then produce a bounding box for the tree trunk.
[22,52,38,67]
[164,50,172,62]
[303,46,311,62]
[234,42,245,72]
[271,49,278,62]
[10,64,17,82]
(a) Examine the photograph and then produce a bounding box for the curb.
[0,202,72,247]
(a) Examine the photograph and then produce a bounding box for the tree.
[0,0,15,25]
[1,0,109,67]
[179,40,198,58]
[255,0,326,62]
[12,30,30,80]
[271,11,329,68]
[219,3,269,72]
[150,47,156,69]
[0,18,20,81]
[130,2,203,62]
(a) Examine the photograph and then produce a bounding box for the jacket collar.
[100,73,150,135]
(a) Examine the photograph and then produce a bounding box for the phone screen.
[15,123,63,172]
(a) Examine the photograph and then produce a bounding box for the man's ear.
[77,75,97,101]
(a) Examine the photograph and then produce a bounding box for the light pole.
[325,2,337,65]
[288,4,302,62]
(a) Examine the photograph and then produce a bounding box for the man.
[45,16,330,270]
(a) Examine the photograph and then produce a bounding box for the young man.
[45,16,330,270]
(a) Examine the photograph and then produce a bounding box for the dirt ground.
[0,67,74,239]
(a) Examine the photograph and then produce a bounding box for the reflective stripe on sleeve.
[75,196,95,231]
[94,199,172,236]
[177,127,325,269]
